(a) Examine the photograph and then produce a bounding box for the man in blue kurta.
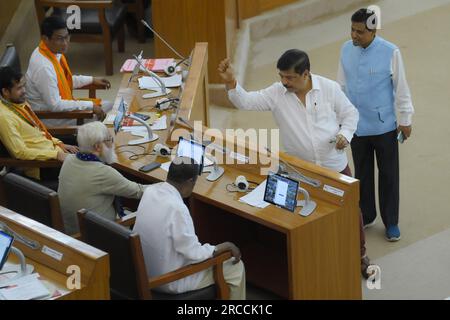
[338,8,415,241]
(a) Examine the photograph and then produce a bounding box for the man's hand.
[335,134,349,150]
[57,150,68,162]
[214,242,241,264]
[218,59,237,90]
[60,144,79,154]
[92,77,111,89]
[93,105,106,121]
[398,125,412,141]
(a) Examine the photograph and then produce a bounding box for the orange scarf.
[38,41,101,106]
[1,98,54,143]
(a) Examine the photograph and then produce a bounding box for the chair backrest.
[0,44,21,74]
[77,209,151,300]
[0,173,65,232]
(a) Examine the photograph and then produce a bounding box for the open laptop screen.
[114,98,127,134]
[176,137,205,175]
[0,230,14,270]
[264,174,299,212]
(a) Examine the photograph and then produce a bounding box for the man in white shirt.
[219,50,358,174]
[219,50,374,279]
[338,9,415,242]
[25,16,113,127]
[133,157,246,299]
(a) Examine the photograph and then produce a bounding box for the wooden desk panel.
[1,207,110,300]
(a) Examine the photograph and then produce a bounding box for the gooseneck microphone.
[141,19,187,63]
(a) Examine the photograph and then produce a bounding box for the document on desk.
[121,115,168,133]
[0,273,51,300]
[138,74,182,89]
[239,180,270,209]
[150,115,167,131]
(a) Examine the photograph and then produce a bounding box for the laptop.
[264,174,299,212]
[0,230,14,270]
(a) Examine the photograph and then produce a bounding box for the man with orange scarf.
[25,16,113,127]
[0,66,78,181]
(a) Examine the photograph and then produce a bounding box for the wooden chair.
[34,0,127,75]
[78,209,232,300]
[0,172,65,232]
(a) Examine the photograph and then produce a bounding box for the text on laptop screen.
[264,174,299,212]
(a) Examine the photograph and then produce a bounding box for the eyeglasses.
[103,137,114,144]
[52,34,71,43]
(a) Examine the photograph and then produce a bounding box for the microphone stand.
[133,54,170,98]
[296,187,317,217]
[126,114,159,145]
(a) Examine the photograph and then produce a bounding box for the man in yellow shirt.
[0,66,77,181]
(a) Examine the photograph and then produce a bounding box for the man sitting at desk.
[133,157,246,299]
[219,50,374,279]
[25,15,113,127]
[58,121,147,235]
[0,66,76,181]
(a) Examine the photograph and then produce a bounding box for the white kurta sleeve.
[72,75,93,89]
[170,207,215,264]
[392,49,414,126]
[228,82,278,111]
[34,66,94,112]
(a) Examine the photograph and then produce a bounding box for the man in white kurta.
[133,158,246,299]
[25,16,113,127]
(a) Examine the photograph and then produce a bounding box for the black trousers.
[351,130,399,227]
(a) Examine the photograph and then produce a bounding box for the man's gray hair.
[77,121,111,153]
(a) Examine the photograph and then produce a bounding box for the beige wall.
[0,0,21,39]
[152,0,238,83]
[238,0,302,20]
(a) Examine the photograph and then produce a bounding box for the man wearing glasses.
[25,15,113,127]
[58,121,147,235]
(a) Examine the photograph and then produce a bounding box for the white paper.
[138,74,182,89]
[160,161,171,172]
[239,180,270,209]
[0,274,51,300]
[230,152,249,164]
[121,211,137,222]
[150,115,167,131]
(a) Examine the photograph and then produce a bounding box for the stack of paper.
[0,273,51,300]
[120,58,175,73]
[239,180,270,209]
[138,74,182,90]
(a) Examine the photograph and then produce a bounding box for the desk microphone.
[154,143,171,157]
[141,19,189,65]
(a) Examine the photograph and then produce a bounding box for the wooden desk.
[110,43,362,300]
[0,206,110,300]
